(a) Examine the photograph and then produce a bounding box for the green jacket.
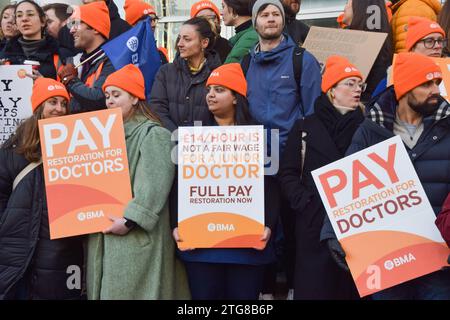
[224,25,259,64]
[86,116,190,300]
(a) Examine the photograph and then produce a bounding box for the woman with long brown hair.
[0,4,18,52]
[0,78,84,300]
[85,64,190,300]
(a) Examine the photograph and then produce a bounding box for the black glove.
[327,238,350,272]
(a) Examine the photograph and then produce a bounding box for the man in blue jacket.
[245,0,321,299]
[321,52,450,300]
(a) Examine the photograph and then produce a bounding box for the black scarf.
[314,93,364,155]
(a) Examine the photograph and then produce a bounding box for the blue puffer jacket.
[245,35,321,154]
[321,86,450,241]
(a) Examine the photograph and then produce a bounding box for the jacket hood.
[392,0,441,15]
[250,34,294,63]
[366,86,450,132]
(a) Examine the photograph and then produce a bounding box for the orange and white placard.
[312,135,449,297]
[178,125,265,249]
[39,108,132,239]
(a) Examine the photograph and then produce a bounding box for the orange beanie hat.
[124,0,157,26]
[103,64,145,100]
[31,78,70,113]
[393,52,442,100]
[190,0,220,20]
[206,63,247,97]
[73,1,111,39]
[406,17,445,52]
[321,56,363,93]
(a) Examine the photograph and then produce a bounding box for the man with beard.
[244,0,321,299]
[321,52,450,300]
[280,0,309,46]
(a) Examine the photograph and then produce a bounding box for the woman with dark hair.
[0,0,62,79]
[222,0,259,63]
[86,64,190,299]
[171,63,278,300]
[0,78,84,300]
[279,56,363,300]
[343,0,394,102]
[0,4,18,51]
[150,17,221,133]
[438,0,450,57]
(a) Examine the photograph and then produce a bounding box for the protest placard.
[178,126,265,248]
[312,136,449,297]
[0,65,33,143]
[303,26,387,80]
[39,108,132,239]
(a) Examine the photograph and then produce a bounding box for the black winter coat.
[284,16,310,46]
[214,36,232,64]
[149,51,222,132]
[279,96,361,300]
[0,35,60,79]
[106,0,131,40]
[0,146,84,300]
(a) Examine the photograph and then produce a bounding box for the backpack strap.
[292,46,305,117]
[13,160,42,191]
[240,53,251,77]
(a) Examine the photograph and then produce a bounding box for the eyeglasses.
[337,81,367,92]
[418,38,448,49]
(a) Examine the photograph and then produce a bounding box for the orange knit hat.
[206,63,247,97]
[103,64,145,100]
[31,78,70,113]
[393,52,442,100]
[124,0,157,26]
[190,0,220,21]
[72,1,111,39]
[321,56,363,93]
[405,17,445,52]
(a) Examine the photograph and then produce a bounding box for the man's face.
[45,9,63,38]
[255,5,284,40]
[282,0,300,15]
[406,79,442,117]
[70,20,95,49]
[196,8,220,34]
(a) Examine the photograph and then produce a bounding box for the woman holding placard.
[279,56,364,300]
[88,64,190,300]
[171,63,278,300]
[0,78,84,300]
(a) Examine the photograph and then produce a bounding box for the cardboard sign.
[303,26,388,80]
[0,65,33,143]
[39,108,132,239]
[388,56,450,101]
[178,126,265,249]
[312,136,449,297]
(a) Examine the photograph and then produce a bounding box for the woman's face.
[330,76,363,109]
[221,1,234,26]
[206,85,236,120]
[177,24,208,60]
[412,33,445,57]
[104,85,138,119]
[41,96,68,119]
[1,8,18,39]
[15,2,45,40]
[343,0,353,26]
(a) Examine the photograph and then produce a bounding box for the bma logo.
[127,36,139,52]
[207,223,235,232]
[77,210,105,221]
[384,253,416,270]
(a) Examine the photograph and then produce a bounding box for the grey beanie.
[252,0,285,26]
